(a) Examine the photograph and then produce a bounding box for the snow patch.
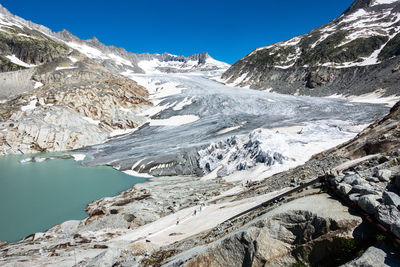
[371,0,398,6]
[82,116,100,125]
[109,128,137,137]
[173,97,193,111]
[217,125,241,135]
[56,66,77,71]
[34,81,43,89]
[108,53,133,67]
[72,154,86,161]
[68,56,78,63]
[6,55,36,68]
[149,115,199,126]
[123,170,153,178]
[21,98,37,111]
[67,42,106,59]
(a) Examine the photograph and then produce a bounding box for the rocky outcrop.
[328,159,400,238]
[222,0,400,97]
[0,68,35,100]
[342,244,400,267]
[0,26,71,67]
[158,194,364,267]
[0,71,151,154]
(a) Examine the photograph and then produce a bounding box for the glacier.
[78,69,389,181]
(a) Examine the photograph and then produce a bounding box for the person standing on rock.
[176,218,179,225]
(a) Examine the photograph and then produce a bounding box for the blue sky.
[1,0,354,64]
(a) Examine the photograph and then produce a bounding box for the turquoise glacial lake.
[0,154,147,243]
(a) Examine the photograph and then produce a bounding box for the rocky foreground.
[1,103,399,266]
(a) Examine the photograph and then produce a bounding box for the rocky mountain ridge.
[0,4,228,75]
[222,0,400,97]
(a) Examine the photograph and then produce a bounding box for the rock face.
[222,0,400,97]
[324,101,400,238]
[162,194,363,267]
[0,69,36,99]
[0,67,151,154]
[342,244,400,267]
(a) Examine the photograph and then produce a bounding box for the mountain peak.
[343,0,373,15]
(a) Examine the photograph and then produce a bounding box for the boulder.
[395,175,400,190]
[349,193,361,202]
[375,169,392,182]
[366,176,380,183]
[338,183,352,195]
[358,195,380,214]
[343,173,363,185]
[382,191,400,207]
[391,222,400,239]
[349,184,378,196]
[376,205,400,227]
[86,248,126,267]
[342,245,400,267]
[123,213,136,223]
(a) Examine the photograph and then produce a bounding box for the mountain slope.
[0,4,228,77]
[0,5,152,154]
[222,0,400,97]
[0,4,229,155]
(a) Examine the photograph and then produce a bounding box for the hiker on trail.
[176,218,179,225]
[200,205,202,212]
[193,210,197,216]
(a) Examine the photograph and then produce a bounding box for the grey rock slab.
[376,169,392,182]
[343,173,363,186]
[382,191,400,207]
[86,248,124,267]
[376,205,400,228]
[391,222,400,239]
[395,175,400,190]
[342,245,400,267]
[366,176,380,183]
[338,183,352,195]
[358,195,380,214]
[350,184,378,196]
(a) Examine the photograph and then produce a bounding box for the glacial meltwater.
[0,154,147,243]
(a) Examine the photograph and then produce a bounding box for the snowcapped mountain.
[222,0,400,97]
[0,3,228,77]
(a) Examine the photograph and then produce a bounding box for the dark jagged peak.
[343,0,373,15]
[188,51,210,64]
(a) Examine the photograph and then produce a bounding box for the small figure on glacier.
[176,218,179,225]
[193,210,197,216]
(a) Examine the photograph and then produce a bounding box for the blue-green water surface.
[0,154,147,243]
